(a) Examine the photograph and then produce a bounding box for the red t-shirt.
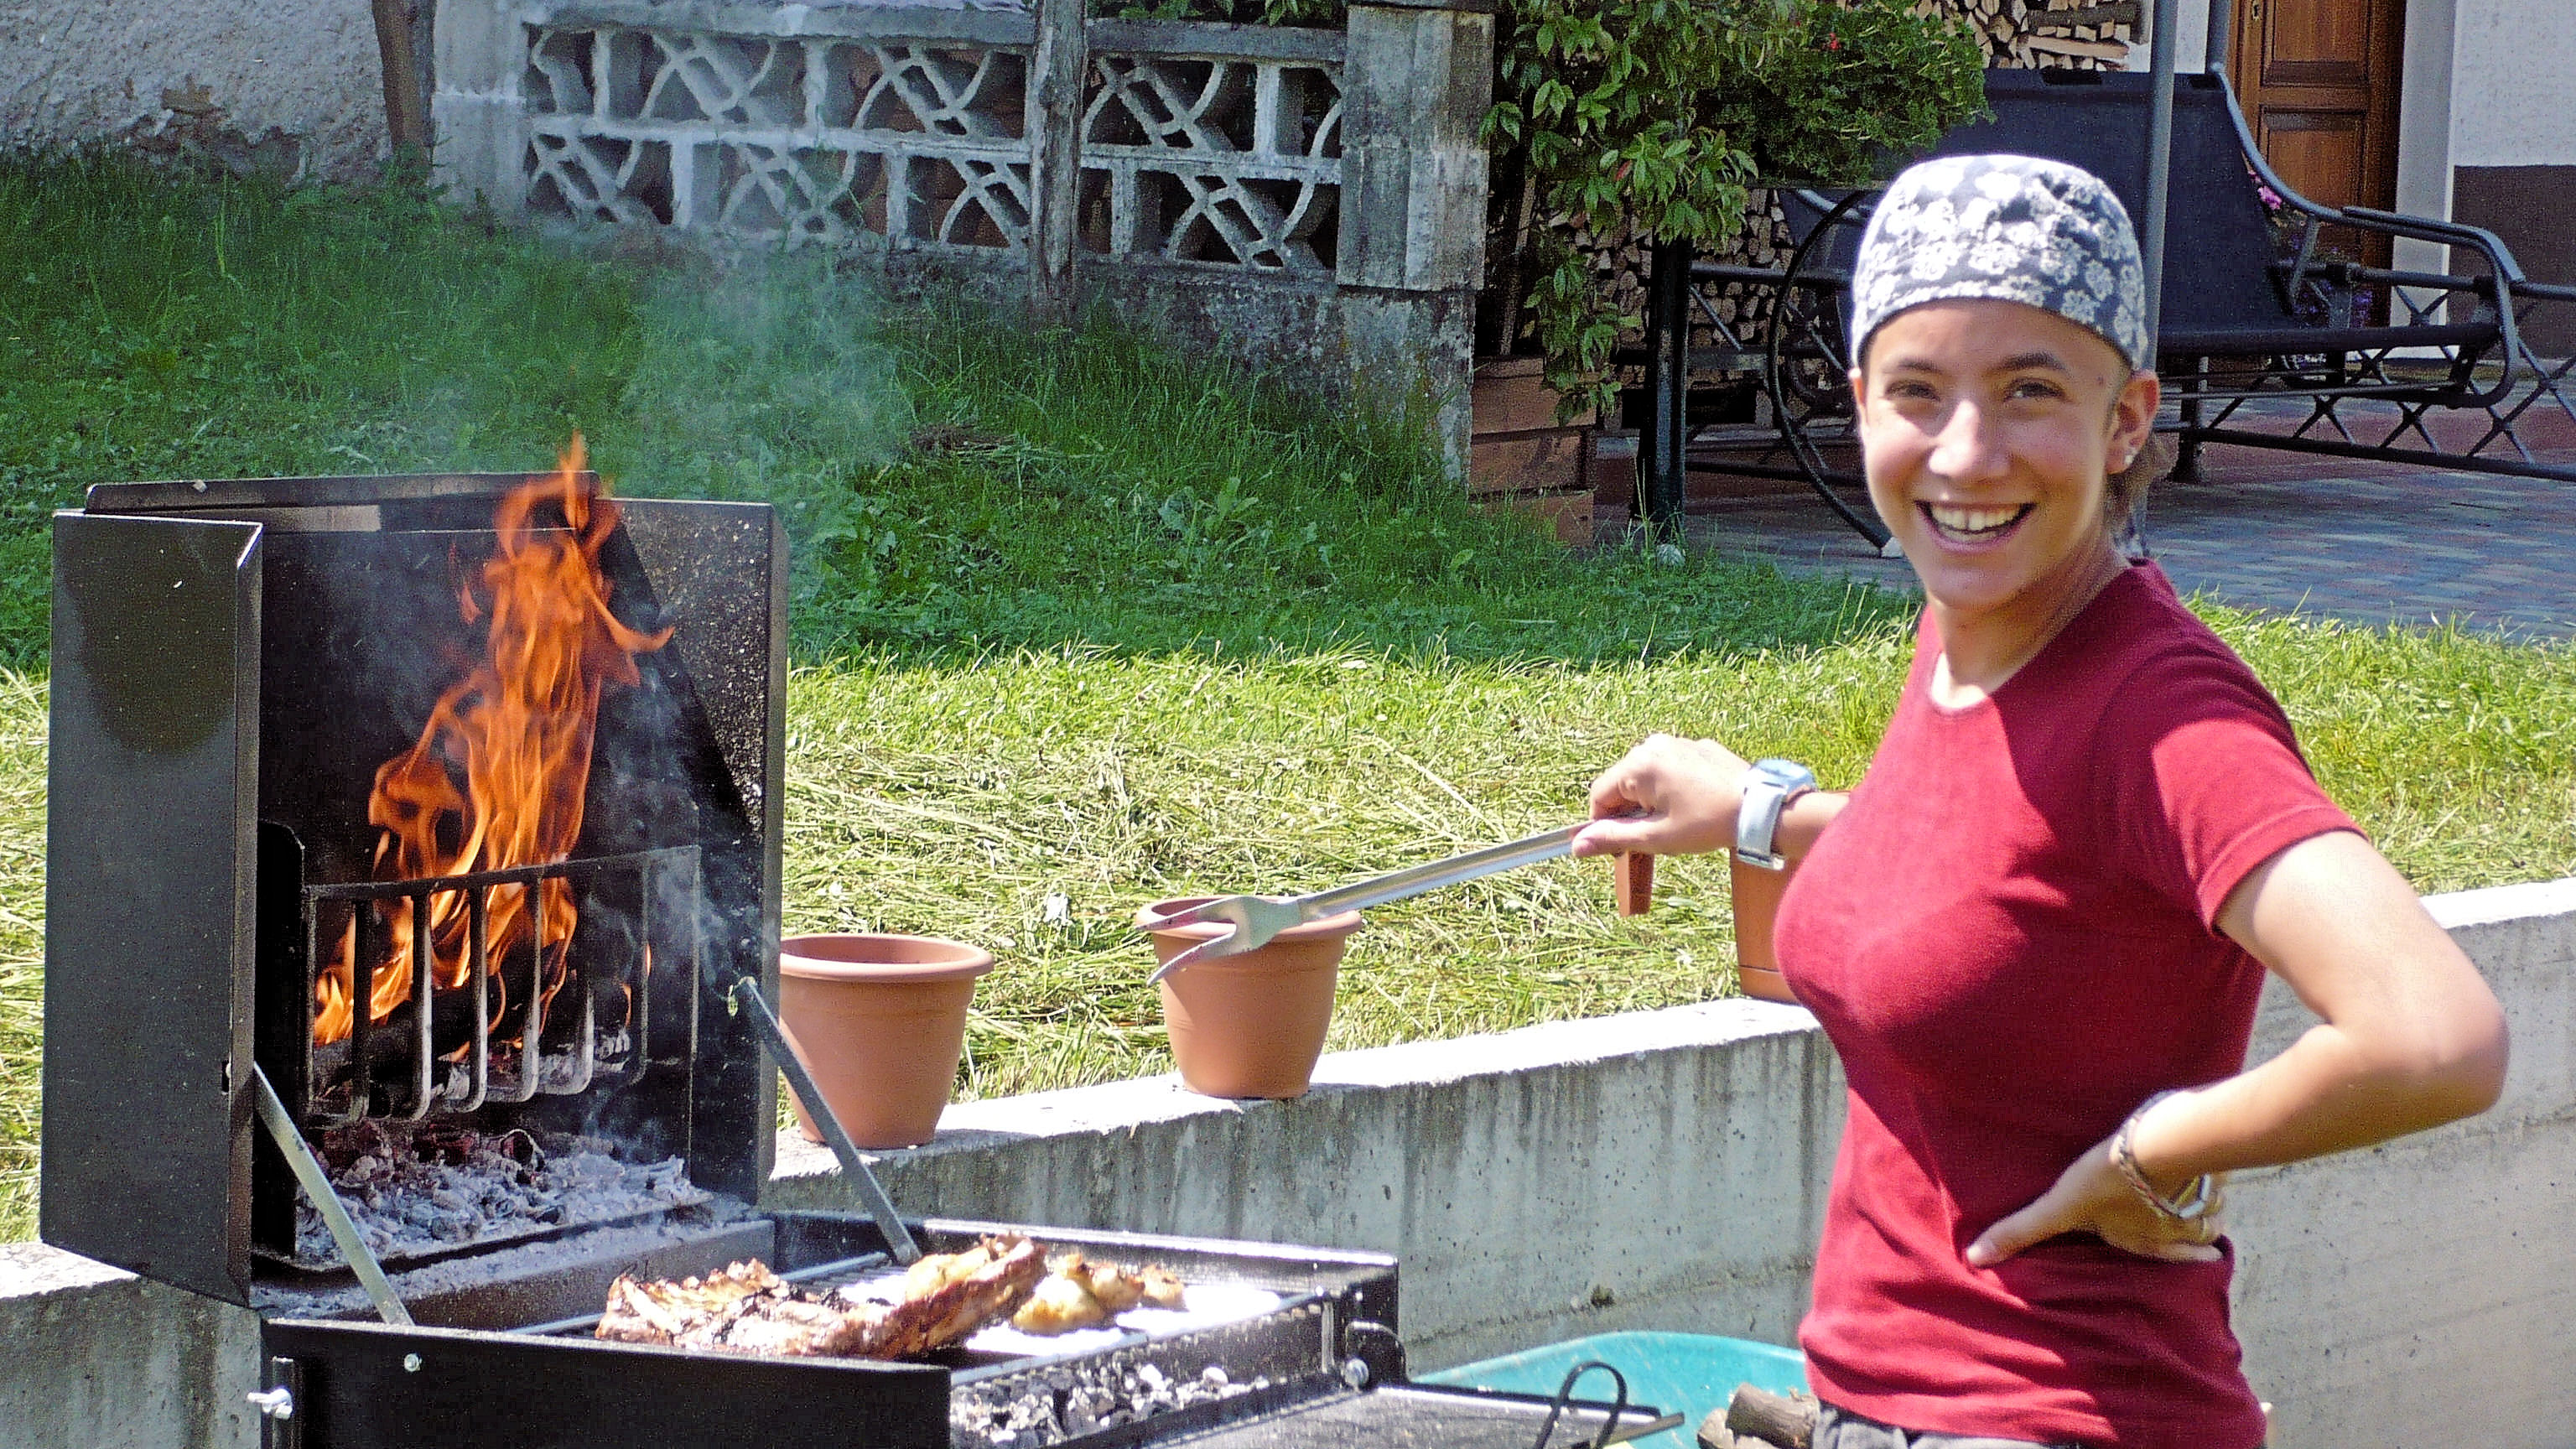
[1776,564,2356,1448]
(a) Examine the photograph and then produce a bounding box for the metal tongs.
[1145,820,1604,981]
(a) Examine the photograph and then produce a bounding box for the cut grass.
[0,156,2569,1241]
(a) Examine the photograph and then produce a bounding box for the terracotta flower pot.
[1137,898,1361,1099]
[777,933,994,1150]
[1728,857,1804,1005]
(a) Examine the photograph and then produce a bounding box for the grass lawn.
[0,157,2570,1242]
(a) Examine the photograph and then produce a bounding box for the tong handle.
[1613,853,1654,917]
[1293,821,1589,919]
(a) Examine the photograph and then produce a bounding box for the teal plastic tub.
[1419,1330,1808,1449]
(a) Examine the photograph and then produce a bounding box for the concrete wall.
[0,0,386,179]
[4,875,2570,1447]
[0,1245,260,1449]
[771,1000,1845,1365]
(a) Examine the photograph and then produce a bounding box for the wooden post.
[371,0,432,161]
[1027,0,1087,325]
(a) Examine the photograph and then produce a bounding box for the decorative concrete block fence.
[7,875,2572,1447]
[431,0,1493,469]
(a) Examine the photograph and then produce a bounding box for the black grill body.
[36,474,1652,1449]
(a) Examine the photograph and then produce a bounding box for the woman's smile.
[1919,501,2033,546]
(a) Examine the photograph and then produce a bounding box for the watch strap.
[1735,759,1816,870]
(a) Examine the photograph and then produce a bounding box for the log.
[1026,0,1085,325]
[2024,33,2131,59]
[369,0,429,157]
[1695,1384,1820,1449]
[2023,0,2140,26]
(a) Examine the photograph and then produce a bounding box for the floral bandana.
[1847,153,2150,373]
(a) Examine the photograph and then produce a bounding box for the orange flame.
[314,437,673,1046]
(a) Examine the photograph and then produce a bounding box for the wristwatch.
[1734,758,1817,870]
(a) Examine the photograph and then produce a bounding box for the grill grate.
[300,845,702,1125]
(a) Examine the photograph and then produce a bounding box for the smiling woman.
[1571,154,2508,1449]
[1852,301,2153,697]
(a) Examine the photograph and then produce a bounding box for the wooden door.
[2229,0,2405,268]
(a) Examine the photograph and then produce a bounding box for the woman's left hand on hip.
[1965,1132,2223,1268]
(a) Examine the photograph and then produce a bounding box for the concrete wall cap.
[2424,875,2576,931]
[1348,0,1496,13]
[0,1244,136,1302]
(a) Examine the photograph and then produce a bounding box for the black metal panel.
[262,1317,951,1449]
[84,471,568,519]
[43,512,263,1304]
[1164,1387,1659,1449]
[616,501,788,1205]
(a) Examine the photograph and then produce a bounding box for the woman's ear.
[2109,366,2160,469]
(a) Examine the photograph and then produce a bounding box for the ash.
[291,1119,706,1268]
[952,1360,1265,1448]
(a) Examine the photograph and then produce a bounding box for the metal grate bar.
[300,845,699,1124]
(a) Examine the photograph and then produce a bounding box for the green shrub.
[1109,0,1986,420]
[1487,0,1986,417]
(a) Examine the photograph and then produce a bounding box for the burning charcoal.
[1137,1363,1166,1391]
[1202,1365,1228,1387]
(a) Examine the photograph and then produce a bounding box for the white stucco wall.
[0,0,387,178]
[2449,0,2576,168]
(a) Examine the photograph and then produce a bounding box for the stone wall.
[434,0,1492,472]
[0,0,387,179]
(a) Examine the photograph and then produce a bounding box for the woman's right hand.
[1570,733,1751,860]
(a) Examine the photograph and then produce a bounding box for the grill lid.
[41,475,788,1305]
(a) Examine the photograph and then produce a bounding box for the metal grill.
[300,845,702,1125]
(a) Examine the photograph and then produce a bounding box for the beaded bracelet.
[2111,1090,2223,1225]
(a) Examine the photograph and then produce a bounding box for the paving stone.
[1675,438,2576,640]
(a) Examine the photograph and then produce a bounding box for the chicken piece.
[1011,1272,1110,1334]
[1068,1254,1145,1313]
[1136,1265,1187,1310]
[1009,1252,1189,1334]
[897,1239,997,1298]
[841,1233,1046,1358]
[597,1260,791,1346]
[598,1236,1046,1362]
[683,1294,880,1357]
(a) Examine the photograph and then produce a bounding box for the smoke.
[610,252,914,600]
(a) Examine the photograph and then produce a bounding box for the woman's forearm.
[1774,790,1848,866]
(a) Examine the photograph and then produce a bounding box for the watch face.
[1751,758,1816,792]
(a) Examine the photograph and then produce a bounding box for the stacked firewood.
[1929,0,2139,70]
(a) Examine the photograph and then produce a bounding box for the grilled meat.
[1013,1272,1110,1334]
[597,1235,1048,1361]
[597,1260,794,1348]
[838,1234,1047,1358]
[1010,1252,1191,1334]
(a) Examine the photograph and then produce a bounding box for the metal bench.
[1636,68,2576,548]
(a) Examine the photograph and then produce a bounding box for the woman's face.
[1851,299,2158,625]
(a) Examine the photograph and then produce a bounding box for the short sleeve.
[2096,647,2363,927]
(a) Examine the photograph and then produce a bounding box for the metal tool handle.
[250,1064,413,1327]
[1294,821,1588,920]
[730,978,922,1265]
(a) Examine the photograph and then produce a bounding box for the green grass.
[0,155,2570,1241]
